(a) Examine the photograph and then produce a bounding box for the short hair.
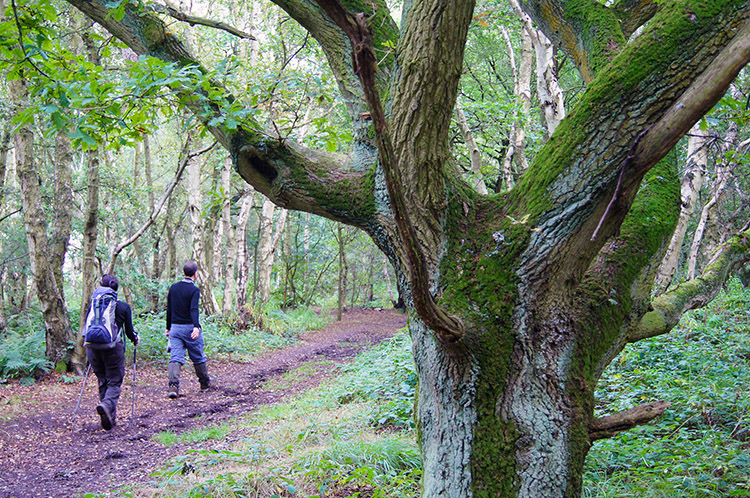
[100,274,119,291]
[183,261,198,277]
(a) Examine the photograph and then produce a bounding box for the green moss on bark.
[437,180,532,496]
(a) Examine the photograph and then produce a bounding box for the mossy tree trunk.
[66,0,750,496]
[9,70,75,369]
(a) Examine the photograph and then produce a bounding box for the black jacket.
[166,278,201,329]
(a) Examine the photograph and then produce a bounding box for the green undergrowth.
[585,278,750,497]
[120,327,420,498]
[0,305,331,381]
[97,281,750,498]
[0,314,51,381]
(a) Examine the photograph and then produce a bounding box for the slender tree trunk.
[455,105,488,194]
[144,135,163,311]
[187,141,220,315]
[9,73,75,369]
[654,124,708,290]
[74,149,101,372]
[336,224,348,321]
[501,25,532,188]
[510,0,566,134]
[688,118,739,278]
[235,188,255,307]
[221,157,237,314]
[0,128,9,334]
[51,131,74,294]
[255,198,287,309]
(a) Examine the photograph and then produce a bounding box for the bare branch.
[589,401,671,442]
[155,1,255,40]
[105,140,217,274]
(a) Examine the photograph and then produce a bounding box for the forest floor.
[0,308,407,498]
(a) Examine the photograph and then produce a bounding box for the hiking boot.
[195,362,210,392]
[96,403,113,431]
[168,362,181,399]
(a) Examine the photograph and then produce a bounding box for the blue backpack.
[83,287,119,345]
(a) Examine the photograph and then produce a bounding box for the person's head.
[183,261,198,278]
[100,274,119,291]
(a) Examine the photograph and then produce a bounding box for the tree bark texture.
[255,198,287,310]
[10,74,75,368]
[75,149,101,372]
[235,188,255,308]
[65,0,750,496]
[221,157,237,315]
[52,131,74,294]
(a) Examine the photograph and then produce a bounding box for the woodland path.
[0,308,407,498]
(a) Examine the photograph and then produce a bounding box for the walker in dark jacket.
[165,261,210,398]
[84,274,139,430]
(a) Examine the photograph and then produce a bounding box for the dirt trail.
[0,308,406,498]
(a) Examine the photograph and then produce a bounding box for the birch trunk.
[654,124,709,290]
[510,0,566,134]
[254,198,287,309]
[221,157,237,314]
[187,141,220,315]
[501,25,532,188]
[455,106,488,194]
[688,118,739,278]
[235,188,255,307]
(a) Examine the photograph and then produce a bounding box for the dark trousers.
[86,342,125,423]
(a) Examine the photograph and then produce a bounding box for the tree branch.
[106,139,216,274]
[612,0,660,39]
[630,227,750,343]
[632,18,750,178]
[154,1,255,39]
[589,401,671,442]
[66,0,374,228]
[316,0,465,343]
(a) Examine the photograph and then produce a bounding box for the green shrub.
[333,331,416,429]
[585,278,750,497]
[0,321,51,380]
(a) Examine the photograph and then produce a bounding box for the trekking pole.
[73,363,92,419]
[131,344,137,425]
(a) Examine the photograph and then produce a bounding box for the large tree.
[64,0,750,496]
